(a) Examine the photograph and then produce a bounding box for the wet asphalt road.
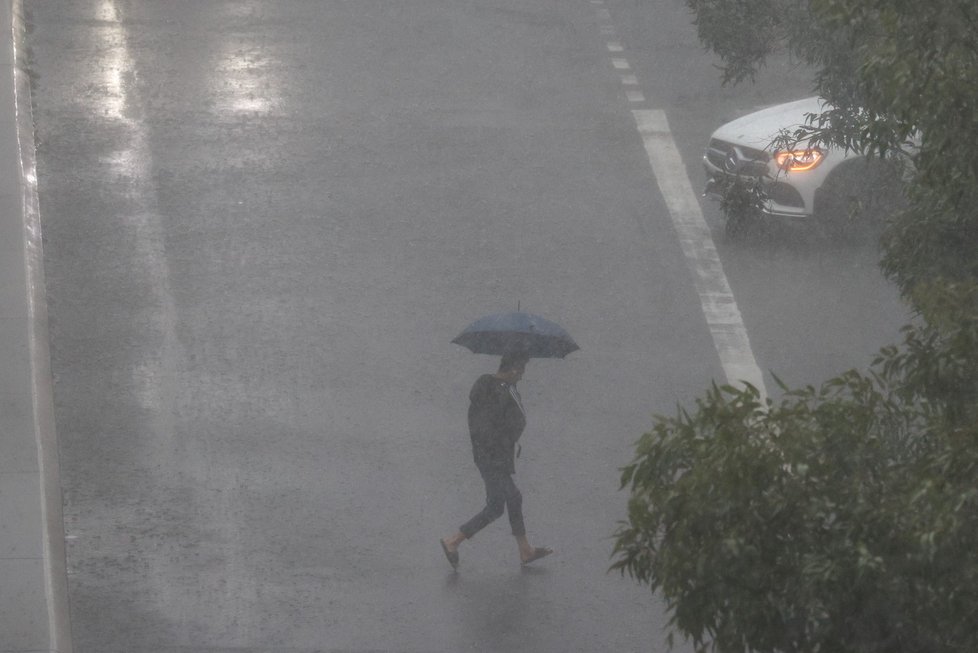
[27,0,907,651]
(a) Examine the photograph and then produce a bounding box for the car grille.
[705,138,771,177]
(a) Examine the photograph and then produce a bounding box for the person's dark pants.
[459,468,526,537]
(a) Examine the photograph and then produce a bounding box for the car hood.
[711,97,829,149]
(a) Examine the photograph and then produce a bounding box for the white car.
[702,96,864,221]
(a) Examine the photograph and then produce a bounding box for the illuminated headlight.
[774,148,824,172]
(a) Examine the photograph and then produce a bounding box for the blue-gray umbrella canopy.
[452,311,579,358]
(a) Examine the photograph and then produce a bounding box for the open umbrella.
[452,311,579,358]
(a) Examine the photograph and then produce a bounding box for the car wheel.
[814,157,907,242]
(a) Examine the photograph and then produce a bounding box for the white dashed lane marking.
[588,1,768,399]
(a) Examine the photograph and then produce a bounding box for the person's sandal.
[521,547,553,566]
[440,539,459,570]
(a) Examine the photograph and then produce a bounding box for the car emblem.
[723,152,740,173]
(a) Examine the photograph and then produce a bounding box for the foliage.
[714,173,767,240]
[612,288,978,652]
[688,0,978,296]
[615,1,978,649]
[816,0,978,295]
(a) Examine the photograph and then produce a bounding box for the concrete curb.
[1,0,72,650]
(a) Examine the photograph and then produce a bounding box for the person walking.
[440,351,553,570]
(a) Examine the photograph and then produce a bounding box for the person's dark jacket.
[468,374,526,475]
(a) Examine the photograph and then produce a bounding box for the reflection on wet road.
[30,0,906,650]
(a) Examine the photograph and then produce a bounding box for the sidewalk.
[0,0,72,650]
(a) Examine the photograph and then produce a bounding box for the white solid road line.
[631,109,768,401]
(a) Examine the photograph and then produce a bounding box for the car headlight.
[774,148,824,172]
